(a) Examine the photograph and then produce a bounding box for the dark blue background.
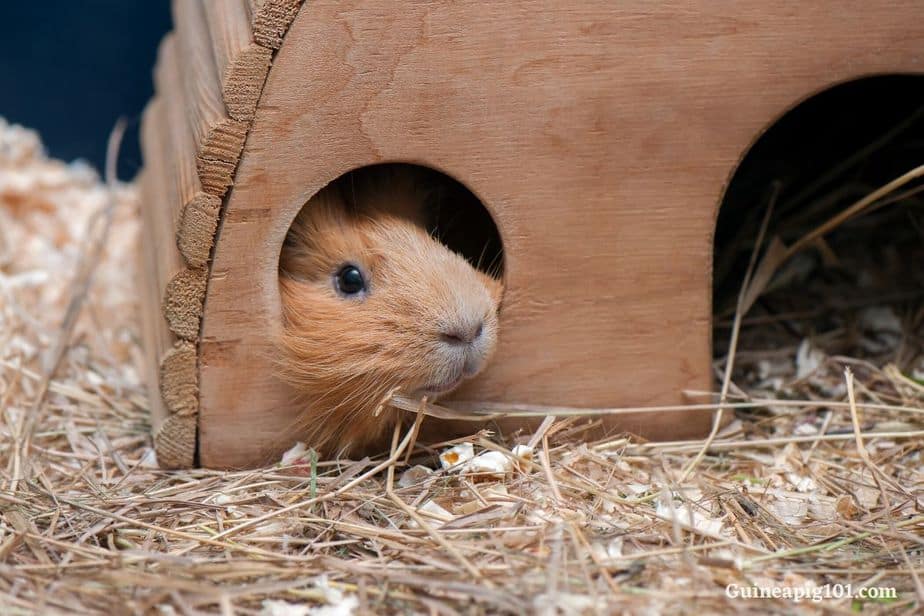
[0,1,172,178]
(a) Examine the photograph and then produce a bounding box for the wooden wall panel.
[199,0,923,468]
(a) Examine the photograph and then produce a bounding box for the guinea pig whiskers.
[474,243,491,274]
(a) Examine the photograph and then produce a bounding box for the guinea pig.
[278,165,503,458]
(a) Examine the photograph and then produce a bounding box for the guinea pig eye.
[335,264,366,296]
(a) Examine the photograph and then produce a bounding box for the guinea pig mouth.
[414,373,464,398]
[412,349,491,398]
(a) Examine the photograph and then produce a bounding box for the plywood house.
[139,0,924,468]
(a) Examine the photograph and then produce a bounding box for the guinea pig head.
[278,183,502,457]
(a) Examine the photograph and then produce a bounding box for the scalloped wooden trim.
[162,267,207,341]
[223,45,273,122]
[143,0,306,468]
[177,193,222,267]
[205,0,274,122]
[196,119,249,196]
[154,413,197,469]
[251,0,302,49]
[160,341,198,416]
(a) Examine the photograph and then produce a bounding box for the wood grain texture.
[251,0,301,49]
[204,0,273,122]
[154,35,196,229]
[160,340,198,416]
[139,0,305,467]
[145,33,212,468]
[177,192,222,267]
[173,0,248,196]
[138,94,185,437]
[138,79,201,466]
[196,0,924,468]
[136,167,170,436]
[154,34,217,270]
[154,413,197,469]
[163,266,208,341]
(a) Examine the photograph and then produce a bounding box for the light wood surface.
[140,0,924,468]
[139,0,303,467]
[138,95,192,467]
[173,0,248,196]
[153,33,220,269]
[204,0,273,121]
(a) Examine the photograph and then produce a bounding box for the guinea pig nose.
[440,321,484,346]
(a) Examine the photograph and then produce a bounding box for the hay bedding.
[0,118,921,616]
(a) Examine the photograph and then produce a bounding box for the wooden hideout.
[138,1,924,469]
